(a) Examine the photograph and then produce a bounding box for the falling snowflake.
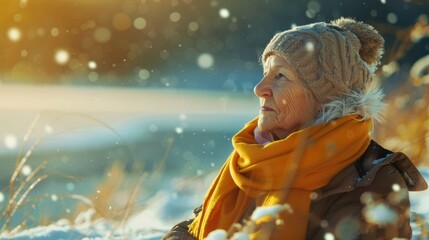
[88,61,97,69]
[21,165,32,176]
[219,8,230,18]
[8,27,21,42]
[4,134,18,149]
[324,232,335,240]
[175,127,184,134]
[392,183,401,192]
[51,194,58,202]
[206,230,227,240]
[55,49,70,65]
[363,203,397,225]
[305,41,315,52]
[45,125,53,134]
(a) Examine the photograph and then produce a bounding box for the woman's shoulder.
[357,140,428,192]
[308,140,422,240]
[313,140,427,201]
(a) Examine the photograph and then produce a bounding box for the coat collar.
[313,140,428,201]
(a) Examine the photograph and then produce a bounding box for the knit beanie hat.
[262,17,384,104]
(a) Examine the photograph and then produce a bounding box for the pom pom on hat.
[331,17,384,68]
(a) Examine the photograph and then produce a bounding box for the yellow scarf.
[189,115,371,239]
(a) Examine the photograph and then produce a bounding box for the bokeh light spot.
[113,13,131,31]
[133,17,147,30]
[51,28,60,37]
[138,69,150,80]
[51,194,58,202]
[170,12,181,22]
[363,203,397,224]
[387,13,398,24]
[8,27,21,42]
[197,53,214,69]
[94,27,112,43]
[188,21,199,31]
[392,183,401,192]
[0,192,4,203]
[306,9,316,19]
[55,49,70,65]
[66,182,75,191]
[305,41,315,52]
[45,125,53,134]
[324,232,335,240]
[4,134,18,149]
[21,165,32,176]
[88,72,99,82]
[20,50,28,57]
[307,1,321,13]
[219,8,230,18]
[20,0,28,8]
[175,127,184,134]
[88,61,97,69]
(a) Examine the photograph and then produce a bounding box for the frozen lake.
[0,84,258,229]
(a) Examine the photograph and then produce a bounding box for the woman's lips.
[261,106,274,111]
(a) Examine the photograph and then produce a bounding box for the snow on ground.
[1,168,429,240]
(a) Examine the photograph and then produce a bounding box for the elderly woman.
[163,18,427,239]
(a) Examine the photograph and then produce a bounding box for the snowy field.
[0,168,428,240]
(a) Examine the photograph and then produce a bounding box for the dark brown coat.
[163,141,428,239]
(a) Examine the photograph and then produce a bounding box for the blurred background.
[1,0,429,232]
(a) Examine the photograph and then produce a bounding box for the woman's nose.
[254,78,272,98]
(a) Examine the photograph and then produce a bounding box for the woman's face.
[254,54,319,138]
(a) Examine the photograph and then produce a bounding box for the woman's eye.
[275,73,285,79]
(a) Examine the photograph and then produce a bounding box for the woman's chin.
[257,119,275,132]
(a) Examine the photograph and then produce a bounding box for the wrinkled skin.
[254,54,319,139]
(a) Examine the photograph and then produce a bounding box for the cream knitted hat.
[262,17,384,104]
